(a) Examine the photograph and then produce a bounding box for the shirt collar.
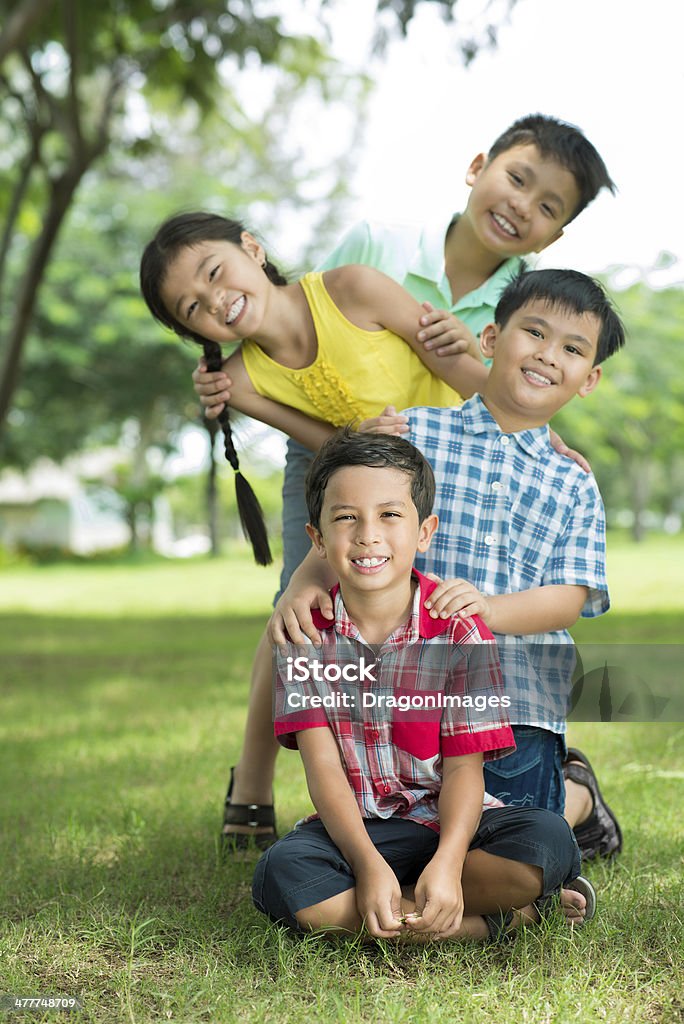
[406,214,454,285]
[454,254,528,314]
[310,569,452,641]
[406,212,528,306]
[461,394,551,460]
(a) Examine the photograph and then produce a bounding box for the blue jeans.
[483,726,567,813]
[274,438,315,603]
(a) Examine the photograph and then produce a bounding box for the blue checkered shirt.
[406,395,610,734]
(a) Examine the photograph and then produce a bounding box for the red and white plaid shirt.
[275,570,515,832]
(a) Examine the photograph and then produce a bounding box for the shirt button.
[370,730,379,740]
[500,435,510,446]
[484,535,495,546]
[383,784,391,794]
[491,481,503,492]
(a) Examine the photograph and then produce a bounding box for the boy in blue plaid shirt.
[272,268,626,873]
[254,430,585,940]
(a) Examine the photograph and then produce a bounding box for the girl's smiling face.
[160,233,268,344]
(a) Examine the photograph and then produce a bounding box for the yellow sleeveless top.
[240,272,462,427]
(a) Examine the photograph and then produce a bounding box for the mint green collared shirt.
[317,214,527,337]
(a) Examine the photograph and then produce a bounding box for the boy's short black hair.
[494,268,626,365]
[306,428,435,530]
[488,114,616,224]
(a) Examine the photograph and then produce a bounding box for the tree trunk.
[0,165,85,433]
[0,0,56,63]
[629,456,651,543]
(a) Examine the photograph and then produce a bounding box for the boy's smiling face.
[306,465,437,602]
[464,143,581,257]
[480,299,602,431]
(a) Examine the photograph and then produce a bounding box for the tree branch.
[0,0,57,65]
[62,0,84,157]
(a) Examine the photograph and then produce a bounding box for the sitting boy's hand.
[406,860,464,937]
[424,577,491,624]
[358,405,410,437]
[355,859,405,939]
[192,358,233,419]
[417,302,481,360]
[548,428,591,473]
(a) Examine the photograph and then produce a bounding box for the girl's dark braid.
[203,340,272,566]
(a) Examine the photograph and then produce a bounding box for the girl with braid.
[140,211,487,566]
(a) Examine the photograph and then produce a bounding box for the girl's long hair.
[140,212,287,566]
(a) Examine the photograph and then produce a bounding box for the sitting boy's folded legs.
[252,809,581,941]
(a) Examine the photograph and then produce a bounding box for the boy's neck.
[337,577,416,646]
[480,390,548,435]
[444,217,509,302]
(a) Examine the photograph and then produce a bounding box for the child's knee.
[533,808,581,880]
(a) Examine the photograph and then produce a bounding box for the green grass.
[1,540,683,1023]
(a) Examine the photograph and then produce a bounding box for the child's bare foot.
[561,886,587,925]
[560,876,596,926]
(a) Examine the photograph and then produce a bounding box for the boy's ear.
[305,522,327,559]
[577,364,602,398]
[534,227,564,253]
[416,514,439,553]
[240,231,266,266]
[479,322,498,360]
[465,152,487,187]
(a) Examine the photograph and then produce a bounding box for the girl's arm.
[223,349,335,452]
[325,265,489,399]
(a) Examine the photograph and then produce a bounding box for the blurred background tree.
[1,0,679,553]
[552,271,684,541]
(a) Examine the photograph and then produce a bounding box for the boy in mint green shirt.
[189,114,619,871]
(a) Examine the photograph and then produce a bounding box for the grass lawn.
[1,536,682,1023]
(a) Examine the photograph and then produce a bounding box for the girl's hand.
[192,358,233,419]
[268,582,334,646]
[424,577,491,623]
[417,302,480,359]
[549,429,590,473]
[358,405,410,436]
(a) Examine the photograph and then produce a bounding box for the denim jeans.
[483,725,567,813]
[274,438,315,603]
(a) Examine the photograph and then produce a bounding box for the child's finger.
[417,320,455,341]
[424,579,467,607]
[419,309,448,328]
[457,601,484,619]
[366,911,402,938]
[434,339,470,357]
[201,403,226,420]
[564,447,591,473]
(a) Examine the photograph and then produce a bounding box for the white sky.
[310,0,684,285]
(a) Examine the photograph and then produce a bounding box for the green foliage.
[552,274,684,538]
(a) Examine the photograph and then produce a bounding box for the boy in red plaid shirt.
[252,430,588,941]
